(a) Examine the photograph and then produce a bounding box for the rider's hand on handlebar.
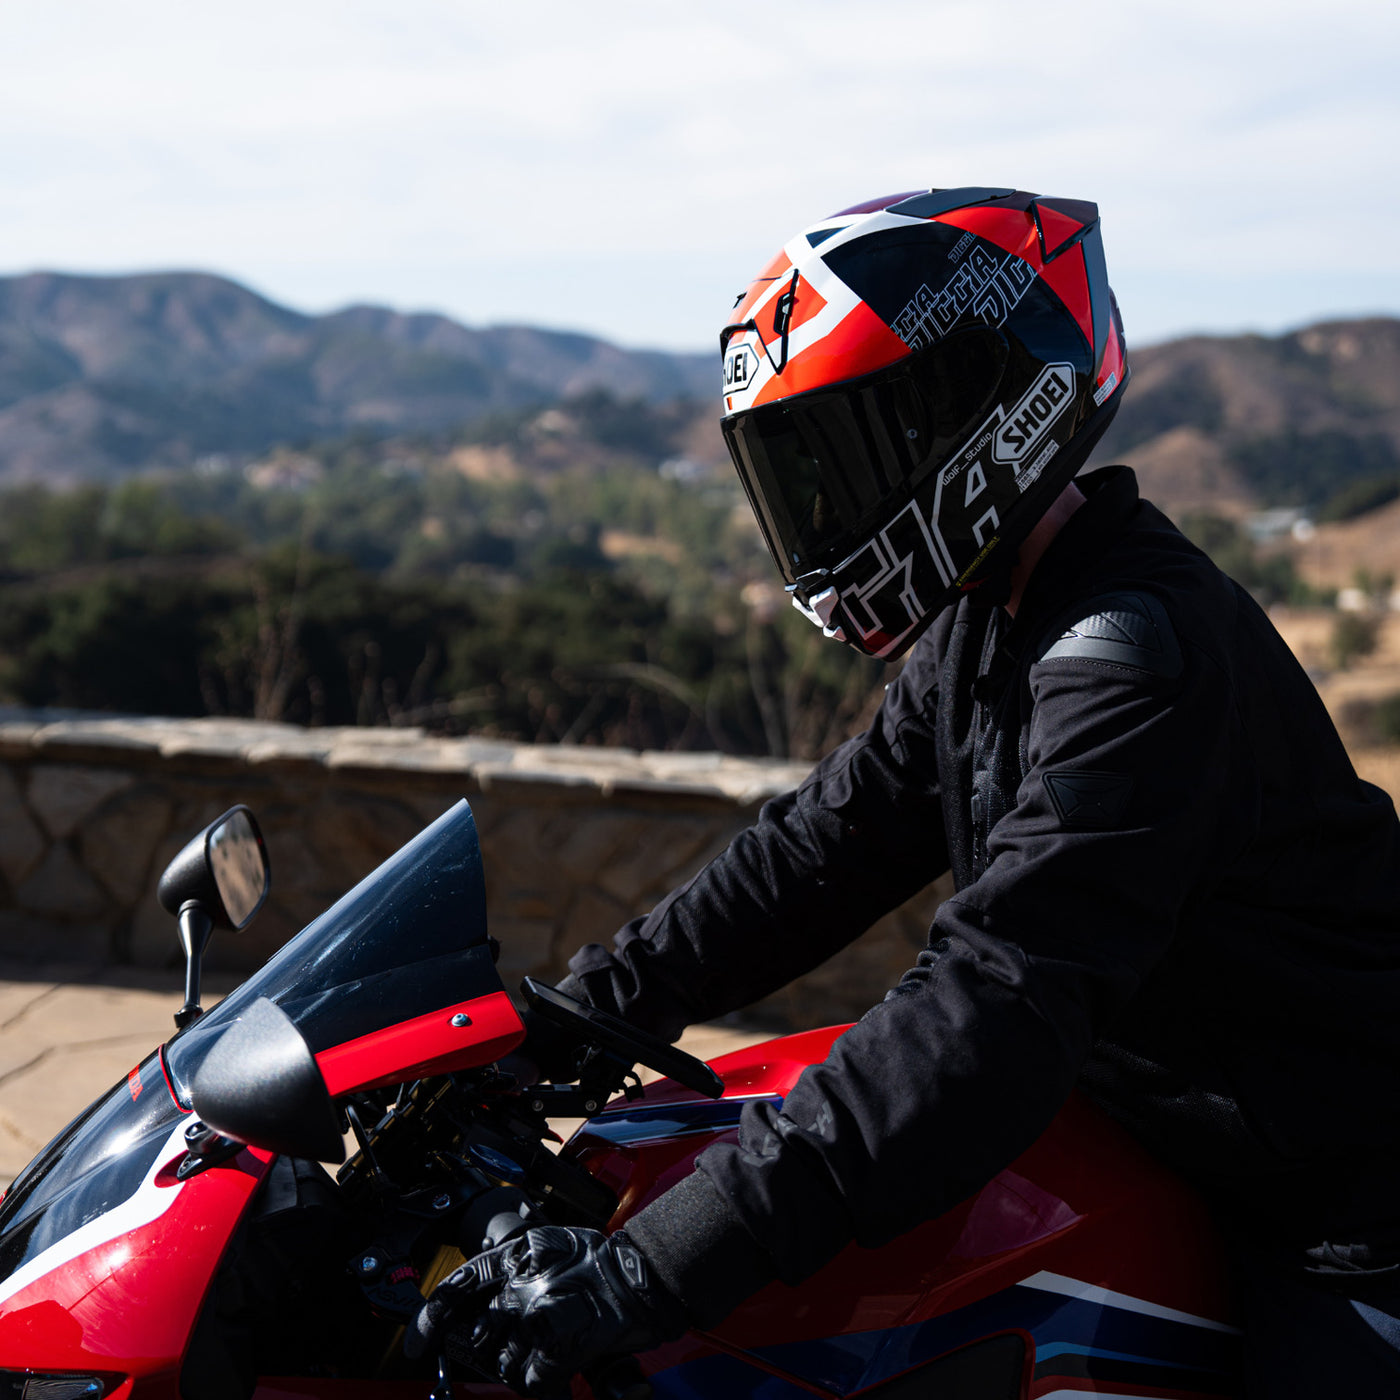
[406,1225,686,1398]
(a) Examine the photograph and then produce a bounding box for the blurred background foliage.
[0,388,1368,759]
[0,392,892,758]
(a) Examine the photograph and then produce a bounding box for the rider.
[414,189,1400,1396]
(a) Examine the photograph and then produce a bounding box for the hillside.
[3,269,1399,570]
[0,272,713,482]
[1092,317,1400,520]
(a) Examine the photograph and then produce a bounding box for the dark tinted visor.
[723,326,1008,582]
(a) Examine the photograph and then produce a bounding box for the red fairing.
[316,988,524,1097]
[568,1026,1234,1350]
[0,1136,272,1383]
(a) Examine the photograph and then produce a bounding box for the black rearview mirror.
[159,805,271,1030]
[208,808,270,929]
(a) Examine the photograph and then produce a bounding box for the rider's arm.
[560,629,953,1043]
[624,606,1246,1324]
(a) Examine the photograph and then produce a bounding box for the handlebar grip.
[584,1355,652,1400]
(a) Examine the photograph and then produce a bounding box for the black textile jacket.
[563,466,1400,1323]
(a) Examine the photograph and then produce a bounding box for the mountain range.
[2,270,1399,530]
[0,271,713,482]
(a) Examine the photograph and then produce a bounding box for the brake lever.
[429,1352,453,1400]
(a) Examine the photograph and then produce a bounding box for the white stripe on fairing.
[0,1120,189,1307]
[1019,1270,1242,1336]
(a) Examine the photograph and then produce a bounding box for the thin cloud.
[1,0,1396,348]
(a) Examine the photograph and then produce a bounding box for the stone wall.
[0,709,949,1030]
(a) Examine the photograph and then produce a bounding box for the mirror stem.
[175,901,215,1030]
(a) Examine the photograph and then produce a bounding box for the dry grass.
[1287,498,1400,593]
[1271,607,1400,801]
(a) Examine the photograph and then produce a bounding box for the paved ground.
[0,960,770,1188]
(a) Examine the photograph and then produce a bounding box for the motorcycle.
[0,799,1242,1399]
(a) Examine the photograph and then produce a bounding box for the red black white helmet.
[720,187,1129,659]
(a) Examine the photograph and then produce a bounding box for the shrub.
[1329,611,1381,670]
[1375,694,1400,745]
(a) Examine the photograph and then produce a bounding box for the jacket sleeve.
[626,601,1246,1324]
[562,640,952,1043]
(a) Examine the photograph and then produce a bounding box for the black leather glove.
[407,1225,687,1397]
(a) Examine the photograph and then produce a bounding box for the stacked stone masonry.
[0,709,950,1030]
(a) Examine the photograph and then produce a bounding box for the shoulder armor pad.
[1035,591,1182,678]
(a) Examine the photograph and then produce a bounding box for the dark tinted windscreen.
[165,799,500,1105]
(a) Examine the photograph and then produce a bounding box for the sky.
[3,0,1398,355]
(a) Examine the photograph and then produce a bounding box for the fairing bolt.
[450,1013,472,1028]
[433,1193,453,1211]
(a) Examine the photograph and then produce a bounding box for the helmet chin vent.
[791,585,847,642]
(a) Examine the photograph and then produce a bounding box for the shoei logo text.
[723,344,757,394]
[993,363,1075,467]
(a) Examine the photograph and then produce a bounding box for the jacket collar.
[1005,465,1142,648]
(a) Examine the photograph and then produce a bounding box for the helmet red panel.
[934,206,1040,263]
[728,250,795,325]
[1039,241,1094,346]
[751,303,910,407]
[783,278,829,339]
[1034,203,1089,260]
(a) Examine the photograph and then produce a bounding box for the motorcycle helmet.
[720,187,1129,659]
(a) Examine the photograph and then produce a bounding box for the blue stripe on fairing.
[582,1098,1241,1395]
[1034,1340,1207,1368]
[735,1283,1240,1395]
[579,1095,784,1146]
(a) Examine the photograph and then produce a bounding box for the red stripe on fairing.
[1040,241,1094,346]
[157,1045,191,1112]
[315,988,524,1097]
[751,302,910,407]
[934,206,1040,263]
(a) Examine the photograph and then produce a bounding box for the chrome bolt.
[450,1013,472,1028]
[358,1254,379,1276]
[432,1192,453,1211]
